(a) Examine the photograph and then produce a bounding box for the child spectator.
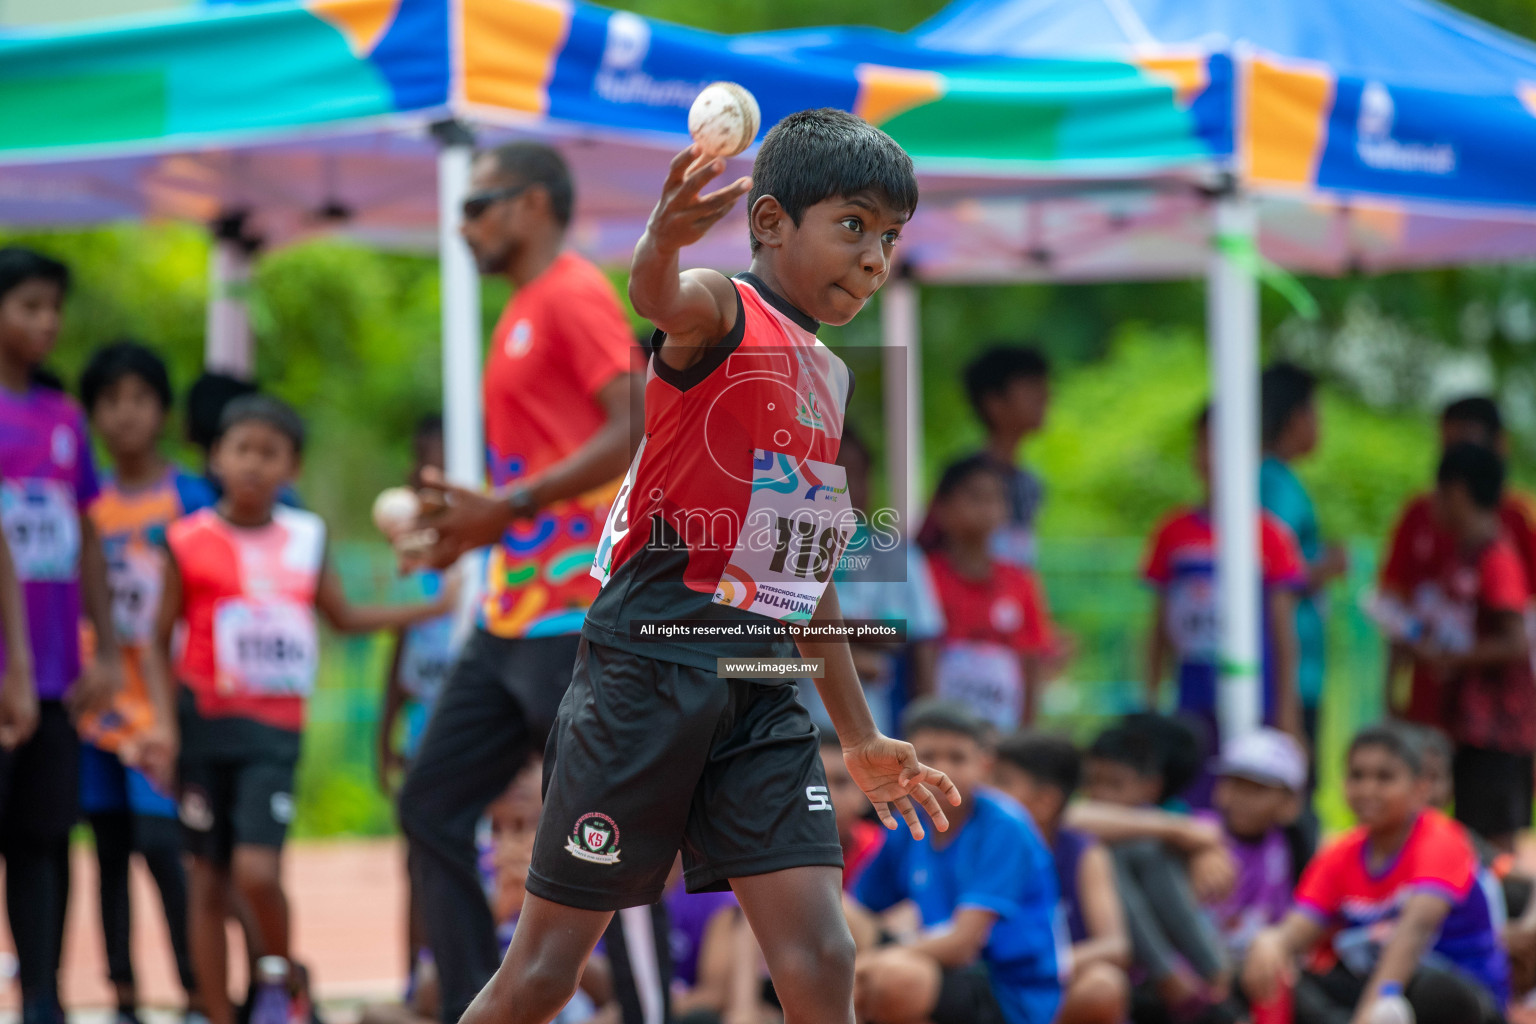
[1404,443,1535,855]
[379,415,463,794]
[854,700,1064,1024]
[993,731,1130,1024]
[1201,728,1304,961]
[0,246,122,1024]
[926,345,1051,568]
[378,415,475,999]
[1243,723,1507,1024]
[1260,363,1347,746]
[822,423,944,731]
[925,455,1054,729]
[1417,724,1536,995]
[666,865,773,1024]
[1143,405,1305,748]
[1381,396,1536,726]
[77,340,213,1024]
[1079,723,1231,1020]
[143,395,453,1024]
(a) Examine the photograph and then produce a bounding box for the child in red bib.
[144,395,451,1024]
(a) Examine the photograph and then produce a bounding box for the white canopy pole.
[880,269,923,527]
[1208,190,1263,745]
[434,121,484,491]
[204,225,254,378]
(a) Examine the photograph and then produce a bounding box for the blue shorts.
[79,743,178,819]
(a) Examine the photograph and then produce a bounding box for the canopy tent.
[6,0,1536,739]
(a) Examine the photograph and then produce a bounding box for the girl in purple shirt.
[0,248,122,1024]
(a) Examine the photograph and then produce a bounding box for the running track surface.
[0,838,409,1012]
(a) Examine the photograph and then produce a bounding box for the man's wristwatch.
[505,484,538,520]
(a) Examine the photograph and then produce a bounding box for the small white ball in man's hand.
[372,487,421,540]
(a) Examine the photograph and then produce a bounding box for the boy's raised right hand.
[643,145,752,255]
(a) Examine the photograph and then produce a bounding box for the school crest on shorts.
[566,812,621,865]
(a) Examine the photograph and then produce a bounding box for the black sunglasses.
[461,182,535,222]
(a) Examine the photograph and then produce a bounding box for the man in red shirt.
[1405,443,1535,854]
[1381,396,1536,724]
[399,141,643,1024]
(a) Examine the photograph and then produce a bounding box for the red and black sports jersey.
[584,273,853,671]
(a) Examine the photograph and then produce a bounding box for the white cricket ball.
[372,486,421,539]
[688,82,761,158]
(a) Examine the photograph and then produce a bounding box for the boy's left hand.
[843,735,961,840]
[65,659,122,721]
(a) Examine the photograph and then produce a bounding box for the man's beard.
[475,241,515,275]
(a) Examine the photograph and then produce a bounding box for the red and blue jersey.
[1295,808,1509,1004]
[0,384,99,700]
[168,506,327,732]
[1141,508,1304,735]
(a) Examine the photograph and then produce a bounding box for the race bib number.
[713,450,853,622]
[214,598,319,697]
[110,544,164,645]
[400,614,454,705]
[1166,574,1219,661]
[1,479,80,582]
[1413,583,1474,653]
[935,641,1024,730]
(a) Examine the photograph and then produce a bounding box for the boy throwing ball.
[460,108,959,1024]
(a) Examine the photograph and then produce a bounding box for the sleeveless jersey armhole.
[649,285,746,393]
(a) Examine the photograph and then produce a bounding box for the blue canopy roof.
[914,0,1536,92]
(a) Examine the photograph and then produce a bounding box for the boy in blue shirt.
[855,701,1064,1024]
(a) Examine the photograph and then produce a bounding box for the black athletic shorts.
[1454,744,1534,839]
[932,964,1007,1024]
[178,691,302,863]
[527,639,843,911]
[0,700,80,845]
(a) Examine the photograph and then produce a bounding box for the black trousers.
[0,702,79,1015]
[398,629,579,1024]
[88,811,195,996]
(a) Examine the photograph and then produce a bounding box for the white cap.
[1213,728,1307,794]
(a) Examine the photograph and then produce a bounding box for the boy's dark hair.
[414,413,444,443]
[1124,712,1205,801]
[80,340,172,413]
[1261,362,1317,448]
[0,246,70,304]
[219,394,306,455]
[932,452,1009,503]
[1195,402,1212,433]
[1442,395,1502,444]
[995,731,1081,799]
[1087,725,1161,779]
[1349,721,1424,776]
[187,372,258,451]
[484,141,573,228]
[964,345,1050,426]
[1437,442,1504,511]
[747,108,918,253]
[902,699,988,745]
